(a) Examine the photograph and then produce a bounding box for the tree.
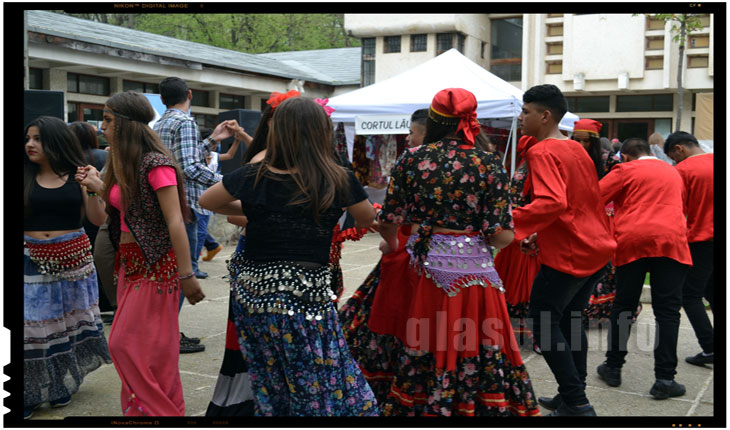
[642,14,705,132]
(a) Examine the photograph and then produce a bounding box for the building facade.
[25,11,361,130]
[345,13,715,140]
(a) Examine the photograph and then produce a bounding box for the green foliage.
[643,14,705,45]
[63,13,360,54]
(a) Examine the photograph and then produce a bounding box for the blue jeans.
[180,209,200,311]
[195,212,212,259]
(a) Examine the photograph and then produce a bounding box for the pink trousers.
[108,257,184,416]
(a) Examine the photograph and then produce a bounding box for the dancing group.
[24,77,713,418]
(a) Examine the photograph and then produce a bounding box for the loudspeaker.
[217,109,262,175]
[24,90,65,128]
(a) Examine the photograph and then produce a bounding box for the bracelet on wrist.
[87,191,98,197]
[178,272,194,281]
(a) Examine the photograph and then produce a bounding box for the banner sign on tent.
[356,115,411,135]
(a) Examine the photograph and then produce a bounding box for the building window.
[647,16,666,30]
[29,68,43,90]
[645,56,664,70]
[566,96,610,113]
[67,103,77,123]
[436,32,466,55]
[191,89,209,107]
[384,36,401,53]
[123,80,160,93]
[646,36,664,50]
[687,55,709,68]
[546,42,563,55]
[546,61,562,75]
[362,37,376,87]
[689,35,710,48]
[193,114,217,129]
[616,94,673,112]
[546,23,563,36]
[220,93,246,110]
[491,18,523,81]
[410,34,427,52]
[67,73,109,96]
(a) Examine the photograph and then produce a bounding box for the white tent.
[328,49,579,174]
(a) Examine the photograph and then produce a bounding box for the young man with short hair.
[513,84,617,416]
[406,109,428,148]
[597,137,691,399]
[664,131,714,367]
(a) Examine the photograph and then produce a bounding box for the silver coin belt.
[232,259,337,321]
[406,234,505,297]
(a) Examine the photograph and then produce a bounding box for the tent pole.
[510,117,517,178]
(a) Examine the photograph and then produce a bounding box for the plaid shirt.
[153,108,222,214]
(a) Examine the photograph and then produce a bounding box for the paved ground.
[28,233,715,420]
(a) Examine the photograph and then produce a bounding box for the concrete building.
[345,13,715,140]
[25,10,361,130]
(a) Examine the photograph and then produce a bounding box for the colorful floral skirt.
[24,231,112,408]
[206,236,255,417]
[230,259,379,416]
[108,242,184,416]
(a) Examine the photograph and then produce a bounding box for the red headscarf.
[429,88,481,147]
[573,119,602,137]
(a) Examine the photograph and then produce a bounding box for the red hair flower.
[266,90,300,110]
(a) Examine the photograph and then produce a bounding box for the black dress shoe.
[538,393,563,410]
[685,352,713,367]
[650,380,686,400]
[597,362,621,387]
[180,339,205,354]
[547,403,597,416]
[180,332,200,344]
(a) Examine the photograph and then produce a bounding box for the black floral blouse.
[378,138,513,262]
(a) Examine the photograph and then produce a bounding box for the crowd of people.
[23,76,713,418]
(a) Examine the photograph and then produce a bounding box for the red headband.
[573,119,602,137]
[266,90,300,110]
[430,88,481,147]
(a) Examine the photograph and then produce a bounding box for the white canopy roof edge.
[329,49,579,160]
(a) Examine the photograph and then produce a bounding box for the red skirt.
[493,240,540,317]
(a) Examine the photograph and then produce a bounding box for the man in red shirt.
[513,84,616,416]
[665,131,714,367]
[597,138,691,400]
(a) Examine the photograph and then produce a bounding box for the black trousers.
[606,257,688,380]
[682,241,714,353]
[527,265,605,407]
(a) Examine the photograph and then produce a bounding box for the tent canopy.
[328,49,578,131]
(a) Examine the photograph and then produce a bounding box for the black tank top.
[24,177,83,231]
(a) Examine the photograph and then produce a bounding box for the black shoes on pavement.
[685,352,713,367]
[650,380,686,400]
[180,332,205,353]
[547,403,597,416]
[538,393,563,410]
[597,362,621,387]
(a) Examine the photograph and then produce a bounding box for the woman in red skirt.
[373,88,540,416]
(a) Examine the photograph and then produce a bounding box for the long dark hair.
[24,116,87,218]
[243,103,274,164]
[69,121,99,166]
[102,91,190,222]
[574,134,604,179]
[257,97,349,222]
[423,111,463,146]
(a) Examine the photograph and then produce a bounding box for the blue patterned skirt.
[229,258,379,416]
[24,231,112,408]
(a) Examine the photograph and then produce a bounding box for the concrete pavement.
[28,232,714,420]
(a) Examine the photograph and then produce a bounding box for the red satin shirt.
[675,153,714,243]
[599,158,691,267]
[513,138,616,278]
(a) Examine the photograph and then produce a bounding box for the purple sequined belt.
[406,233,504,297]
